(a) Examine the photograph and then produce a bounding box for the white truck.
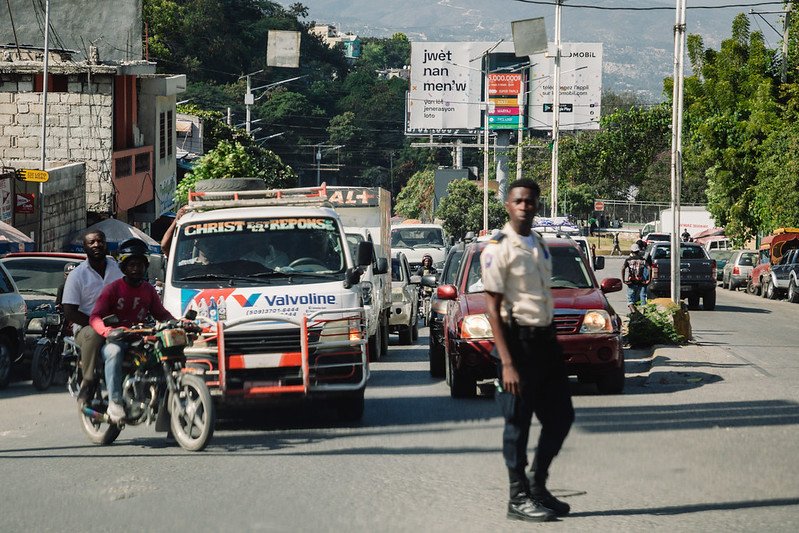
[390,223,447,271]
[642,206,715,240]
[161,183,374,420]
[325,187,392,362]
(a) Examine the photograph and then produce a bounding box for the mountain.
[296,0,780,100]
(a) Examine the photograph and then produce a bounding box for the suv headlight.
[460,314,493,339]
[580,310,613,333]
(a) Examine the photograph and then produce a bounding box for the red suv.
[438,237,625,396]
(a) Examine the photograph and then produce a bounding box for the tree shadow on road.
[570,497,799,517]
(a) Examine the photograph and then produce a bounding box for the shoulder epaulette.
[489,232,506,244]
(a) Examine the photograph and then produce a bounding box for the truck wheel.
[449,356,476,398]
[194,178,266,192]
[788,279,799,303]
[398,324,412,345]
[0,334,13,389]
[411,317,419,342]
[703,289,716,311]
[380,321,389,356]
[368,324,382,362]
[336,389,365,422]
[688,295,700,309]
[765,279,778,300]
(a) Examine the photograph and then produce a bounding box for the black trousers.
[495,326,574,486]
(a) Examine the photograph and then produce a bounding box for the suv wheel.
[688,295,700,309]
[0,334,12,389]
[449,356,476,398]
[398,324,413,345]
[429,338,445,378]
[765,279,778,300]
[595,365,625,394]
[788,279,799,303]
[703,289,716,311]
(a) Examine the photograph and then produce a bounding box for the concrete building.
[311,25,361,59]
[0,0,185,250]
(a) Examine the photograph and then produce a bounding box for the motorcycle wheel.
[79,387,121,445]
[31,341,57,391]
[170,373,215,452]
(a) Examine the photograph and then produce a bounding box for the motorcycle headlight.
[580,310,613,333]
[44,313,62,326]
[460,314,493,339]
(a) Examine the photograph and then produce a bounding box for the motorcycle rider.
[89,238,174,423]
[414,254,437,278]
[61,231,123,408]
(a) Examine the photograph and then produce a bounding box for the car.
[424,240,468,378]
[389,252,419,344]
[721,250,757,291]
[0,262,27,388]
[540,233,605,272]
[437,237,625,397]
[0,252,86,361]
[709,249,734,282]
[643,232,671,245]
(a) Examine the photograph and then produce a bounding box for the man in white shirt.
[61,230,123,407]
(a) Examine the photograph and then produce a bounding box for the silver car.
[0,262,27,388]
[722,250,758,291]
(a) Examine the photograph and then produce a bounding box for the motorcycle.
[30,303,69,391]
[67,312,215,452]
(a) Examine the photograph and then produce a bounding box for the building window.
[167,110,173,157]
[34,74,68,92]
[159,112,166,160]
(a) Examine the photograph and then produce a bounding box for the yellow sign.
[15,169,50,183]
[490,97,519,107]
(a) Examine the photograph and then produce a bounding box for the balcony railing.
[112,145,154,211]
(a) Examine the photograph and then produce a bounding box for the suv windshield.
[391,227,444,249]
[172,217,346,284]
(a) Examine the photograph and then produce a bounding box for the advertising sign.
[15,193,34,214]
[1,177,12,221]
[489,72,522,130]
[528,42,602,130]
[408,42,491,132]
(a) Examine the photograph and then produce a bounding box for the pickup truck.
[768,248,799,303]
[644,241,717,310]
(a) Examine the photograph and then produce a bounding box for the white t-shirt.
[61,257,123,316]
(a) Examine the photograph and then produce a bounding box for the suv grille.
[554,313,583,334]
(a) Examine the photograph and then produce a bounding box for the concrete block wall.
[11,161,86,252]
[0,72,114,213]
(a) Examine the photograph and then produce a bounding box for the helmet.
[422,253,433,264]
[630,243,640,253]
[117,238,150,267]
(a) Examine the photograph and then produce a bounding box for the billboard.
[408,42,493,132]
[528,43,603,130]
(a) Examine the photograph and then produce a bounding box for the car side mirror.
[436,284,457,300]
[148,253,166,282]
[345,267,362,288]
[375,257,388,275]
[593,256,605,271]
[356,241,374,267]
[600,278,623,294]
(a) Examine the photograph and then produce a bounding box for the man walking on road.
[482,178,574,523]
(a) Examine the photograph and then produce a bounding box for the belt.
[509,321,555,340]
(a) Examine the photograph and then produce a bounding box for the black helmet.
[117,238,150,267]
[422,253,433,264]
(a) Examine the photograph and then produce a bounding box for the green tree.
[435,180,508,240]
[395,169,435,221]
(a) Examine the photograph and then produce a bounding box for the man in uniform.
[481,178,574,522]
[61,230,123,407]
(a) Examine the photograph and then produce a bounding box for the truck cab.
[162,184,373,420]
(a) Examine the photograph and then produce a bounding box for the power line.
[511,1,786,10]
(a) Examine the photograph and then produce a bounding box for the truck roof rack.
[187,183,332,210]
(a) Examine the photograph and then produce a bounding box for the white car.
[389,253,419,345]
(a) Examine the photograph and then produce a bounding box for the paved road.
[1,265,798,532]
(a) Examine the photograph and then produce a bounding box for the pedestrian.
[611,232,622,256]
[622,243,650,313]
[61,230,123,408]
[481,178,574,523]
[681,229,691,242]
[588,216,597,236]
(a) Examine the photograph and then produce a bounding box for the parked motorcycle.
[67,312,215,452]
[30,303,68,391]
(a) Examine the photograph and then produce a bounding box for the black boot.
[527,473,571,516]
[507,481,555,522]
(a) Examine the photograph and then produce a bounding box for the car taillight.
[652,263,659,279]
[733,266,740,275]
[711,260,717,280]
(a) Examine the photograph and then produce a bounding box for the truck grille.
[554,313,583,335]
[224,328,302,354]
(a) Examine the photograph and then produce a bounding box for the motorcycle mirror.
[184,309,197,321]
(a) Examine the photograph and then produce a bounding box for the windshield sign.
[173,217,345,285]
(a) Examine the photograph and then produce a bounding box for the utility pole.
[550,0,563,218]
[783,3,793,84]
[670,0,687,304]
[38,0,51,250]
[245,74,254,135]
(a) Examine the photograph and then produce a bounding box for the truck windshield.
[172,217,346,284]
[391,227,444,249]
